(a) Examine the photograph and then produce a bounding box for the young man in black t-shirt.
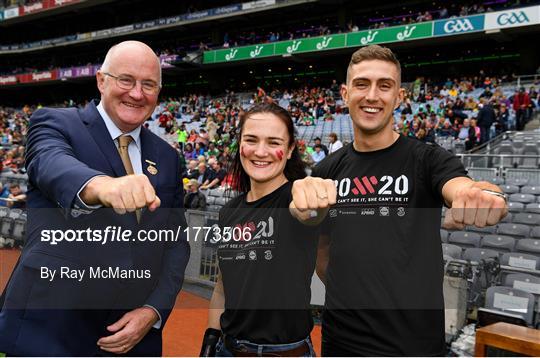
[289,45,508,356]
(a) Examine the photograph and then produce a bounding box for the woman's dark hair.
[229,102,306,193]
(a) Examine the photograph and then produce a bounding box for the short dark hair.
[346,45,401,84]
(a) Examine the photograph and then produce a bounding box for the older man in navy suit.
[0,41,190,356]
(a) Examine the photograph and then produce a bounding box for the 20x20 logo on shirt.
[335,175,409,197]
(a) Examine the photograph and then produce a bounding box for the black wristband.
[200,327,222,357]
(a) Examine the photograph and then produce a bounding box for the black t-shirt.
[217,182,318,344]
[215,168,226,184]
[312,135,467,356]
[202,168,216,183]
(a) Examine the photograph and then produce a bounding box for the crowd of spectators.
[0,72,538,203]
[0,0,40,9]
[394,75,538,150]
[0,106,29,173]
[3,0,539,76]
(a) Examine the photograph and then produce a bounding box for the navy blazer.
[0,101,190,356]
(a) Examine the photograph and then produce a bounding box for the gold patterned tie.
[117,135,141,223]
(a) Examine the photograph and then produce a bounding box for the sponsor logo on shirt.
[379,207,390,216]
[335,175,409,197]
[361,208,375,216]
[264,250,273,260]
[248,250,257,260]
[235,252,246,260]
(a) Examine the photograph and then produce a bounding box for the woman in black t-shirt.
[200,103,318,357]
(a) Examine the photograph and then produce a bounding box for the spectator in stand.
[218,146,233,164]
[206,118,218,142]
[464,97,478,110]
[423,120,436,143]
[197,162,207,185]
[183,143,197,160]
[496,103,509,133]
[184,159,199,180]
[188,129,198,143]
[457,118,477,150]
[512,87,531,130]
[197,128,210,146]
[479,86,493,99]
[470,119,481,145]
[206,142,219,159]
[7,183,26,209]
[1,128,13,145]
[437,120,455,138]
[312,144,326,164]
[201,159,226,190]
[176,124,188,151]
[439,7,448,18]
[183,179,207,210]
[476,99,496,144]
[298,142,314,168]
[0,182,10,207]
[327,132,343,154]
[194,142,206,157]
[312,137,328,155]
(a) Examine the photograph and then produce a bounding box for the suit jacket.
[0,101,190,356]
[476,104,496,128]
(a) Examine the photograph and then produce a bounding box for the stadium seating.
[501,252,540,271]
[442,243,462,259]
[497,223,531,238]
[515,239,540,255]
[481,235,515,253]
[449,231,481,248]
[483,286,536,326]
[463,247,499,262]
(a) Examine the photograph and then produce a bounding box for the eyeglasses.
[103,72,160,95]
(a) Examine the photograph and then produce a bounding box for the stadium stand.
[1,0,540,355]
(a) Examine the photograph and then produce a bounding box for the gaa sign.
[485,6,539,30]
[434,15,485,36]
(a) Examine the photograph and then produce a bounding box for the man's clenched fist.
[81,175,161,214]
[444,185,507,230]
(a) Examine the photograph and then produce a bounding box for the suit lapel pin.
[145,159,158,175]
